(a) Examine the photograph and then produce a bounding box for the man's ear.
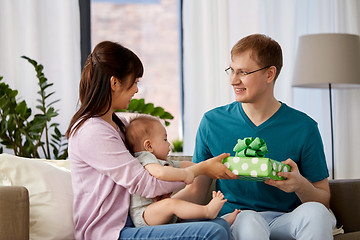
[110,76,118,91]
[143,139,153,152]
[267,66,277,83]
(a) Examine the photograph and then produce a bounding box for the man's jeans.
[225,202,336,240]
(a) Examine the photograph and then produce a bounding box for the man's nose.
[230,74,242,85]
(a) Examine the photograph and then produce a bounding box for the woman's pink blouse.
[68,117,184,240]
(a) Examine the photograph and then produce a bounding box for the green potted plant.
[171,138,183,153]
[116,98,174,126]
[0,56,67,159]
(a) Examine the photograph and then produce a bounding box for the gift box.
[222,137,291,181]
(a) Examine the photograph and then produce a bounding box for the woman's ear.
[110,76,118,91]
[143,139,153,152]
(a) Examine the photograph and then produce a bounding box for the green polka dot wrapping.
[222,157,291,181]
[223,137,291,181]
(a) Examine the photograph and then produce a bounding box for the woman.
[66,41,236,240]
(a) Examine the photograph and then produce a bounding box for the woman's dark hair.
[66,41,144,138]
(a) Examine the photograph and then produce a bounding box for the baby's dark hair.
[125,115,162,153]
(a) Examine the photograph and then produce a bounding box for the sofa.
[0,153,359,240]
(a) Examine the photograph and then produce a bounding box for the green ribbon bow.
[233,137,269,157]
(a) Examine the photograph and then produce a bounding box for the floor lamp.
[292,33,360,179]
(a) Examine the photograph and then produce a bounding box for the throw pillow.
[0,153,74,240]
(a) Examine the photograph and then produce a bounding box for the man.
[192,34,336,239]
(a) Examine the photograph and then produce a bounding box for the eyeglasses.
[225,65,271,76]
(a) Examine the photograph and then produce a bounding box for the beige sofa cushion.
[0,153,74,240]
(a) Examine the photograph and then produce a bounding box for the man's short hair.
[231,34,283,81]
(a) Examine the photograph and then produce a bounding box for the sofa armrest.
[0,186,29,240]
[329,179,360,233]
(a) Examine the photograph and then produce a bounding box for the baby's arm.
[179,160,195,168]
[145,164,195,184]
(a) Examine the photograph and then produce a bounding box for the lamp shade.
[292,33,360,88]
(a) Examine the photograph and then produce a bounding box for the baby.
[125,115,240,227]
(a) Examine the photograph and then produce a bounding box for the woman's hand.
[201,153,238,179]
[152,192,172,202]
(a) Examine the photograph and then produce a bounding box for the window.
[91,0,182,145]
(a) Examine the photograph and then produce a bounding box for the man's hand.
[265,158,331,208]
[264,158,305,193]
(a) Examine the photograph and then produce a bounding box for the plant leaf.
[152,107,165,117]
[142,103,154,114]
[160,111,174,120]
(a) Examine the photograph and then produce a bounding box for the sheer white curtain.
[182,0,233,154]
[0,0,81,154]
[182,0,360,179]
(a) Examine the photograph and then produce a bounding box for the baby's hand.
[183,168,195,184]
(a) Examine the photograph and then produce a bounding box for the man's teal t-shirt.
[193,102,329,215]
